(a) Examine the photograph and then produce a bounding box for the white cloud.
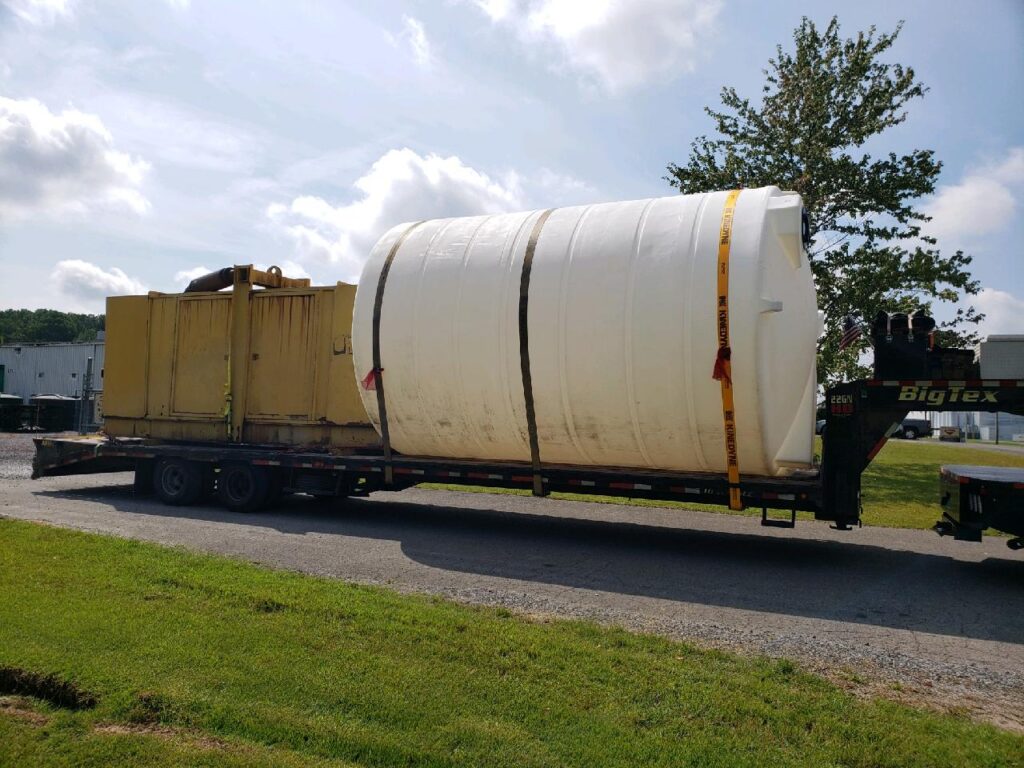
[267,148,526,280]
[532,167,598,205]
[173,265,212,285]
[2,0,185,23]
[924,147,1024,243]
[92,93,263,175]
[400,16,433,69]
[0,96,150,218]
[267,260,311,281]
[975,288,1024,338]
[474,0,514,20]
[2,0,75,25]
[52,260,147,307]
[470,0,721,92]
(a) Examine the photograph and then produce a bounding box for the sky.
[0,0,1021,336]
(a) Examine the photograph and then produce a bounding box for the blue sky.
[0,0,1021,335]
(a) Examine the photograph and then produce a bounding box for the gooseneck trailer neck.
[821,377,1024,536]
[819,310,1024,544]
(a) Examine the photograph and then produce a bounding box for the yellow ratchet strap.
[712,189,744,511]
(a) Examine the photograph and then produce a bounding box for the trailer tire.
[218,462,270,513]
[153,458,203,506]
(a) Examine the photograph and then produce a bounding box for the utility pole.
[78,356,93,434]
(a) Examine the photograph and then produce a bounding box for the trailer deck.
[937,464,1024,546]
[33,435,821,521]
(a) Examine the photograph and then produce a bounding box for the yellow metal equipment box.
[103,265,379,449]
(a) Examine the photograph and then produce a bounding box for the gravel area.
[1,432,1022,731]
[0,431,70,480]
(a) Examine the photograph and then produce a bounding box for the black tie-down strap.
[518,209,554,496]
[371,221,424,486]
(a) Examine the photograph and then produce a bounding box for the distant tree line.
[0,309,105,344]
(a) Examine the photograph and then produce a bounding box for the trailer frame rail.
[34,436,821,513]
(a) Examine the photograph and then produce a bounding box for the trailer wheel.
[218,462,270,513]
[903,427,918,440]
[153,458,203,506]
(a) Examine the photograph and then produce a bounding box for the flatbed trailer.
[31,376,1024,547]
[33,434,821,524]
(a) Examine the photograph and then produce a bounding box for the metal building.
[927,410,1024,442]
[0,338,105,401]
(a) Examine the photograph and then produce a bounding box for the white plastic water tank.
[352,187,819,477]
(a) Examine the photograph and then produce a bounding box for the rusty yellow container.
[103,265,378,449]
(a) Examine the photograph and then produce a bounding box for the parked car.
[815,419,827,435]
[939,426,964,442]
[895,418,931,440]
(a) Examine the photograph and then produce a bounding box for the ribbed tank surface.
[352,187,819,476]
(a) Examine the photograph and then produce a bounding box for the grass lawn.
[422,439,1024,530]
[859,440,1023,527]
[1,519,1022,767]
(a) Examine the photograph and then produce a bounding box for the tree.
[666,16,981,385]
[0,309,104,344]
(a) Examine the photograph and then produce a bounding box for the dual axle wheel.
[151,459,272,512]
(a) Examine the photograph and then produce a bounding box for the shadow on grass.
[0,666,97,710]
[34,479,1024,646]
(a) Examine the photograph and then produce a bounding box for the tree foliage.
[0,309,105,344]
[666,16,981,385]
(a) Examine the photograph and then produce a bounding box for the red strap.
[361,368,380,391]
[712,346,731,384]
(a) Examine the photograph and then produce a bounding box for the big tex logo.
[898,386,998,405]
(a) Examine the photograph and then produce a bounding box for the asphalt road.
[1,433,1022,729]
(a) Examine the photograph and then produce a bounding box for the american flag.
[838,315,864,351]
